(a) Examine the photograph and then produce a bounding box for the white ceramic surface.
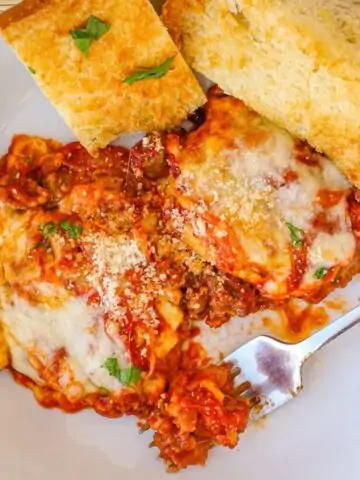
[1,11,360,480]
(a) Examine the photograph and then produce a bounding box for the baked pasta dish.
[164,87,358,299]
[0,88,360,472]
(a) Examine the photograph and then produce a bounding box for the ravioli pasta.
[0,131,252,471]
[0,90,360,472]
[164,87,357,300]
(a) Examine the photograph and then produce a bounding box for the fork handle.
[295,303,360,363]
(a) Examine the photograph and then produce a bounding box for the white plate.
[1,9,360,480]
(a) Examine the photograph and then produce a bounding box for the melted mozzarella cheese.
[1,285,130,395]
[173,95,356,298]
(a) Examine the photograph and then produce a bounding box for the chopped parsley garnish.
[86,15,110,40]
[70,16,110,56]
[28,66,36,74]
[313,266,328,279]
[70,29,92,56]
[59,220,83,240]
[104,358,141,386]
[123,56,174,85]
[286,222,304,248]
[104,357,121,378]
[38,221,57,239]
[37,220,82,244]
[120,366,142,385]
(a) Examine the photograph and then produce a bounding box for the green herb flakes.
[59,220,83,240]
[70,29,92,56]
[38,221,57,239]
[286,222,304,249]
[86,15,110,40]
[120,366,142,385]
[70,16,110,56]
[104,358,141,386]
[123,56,174,85]
[313,266,328,279]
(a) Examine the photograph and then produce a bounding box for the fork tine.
[224,335,305,422]
[234,380,251,396]
[230,366,241,379]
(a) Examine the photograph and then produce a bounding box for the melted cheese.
[0,195,183,396]
[1,285,130,395]
[170,93,356,298]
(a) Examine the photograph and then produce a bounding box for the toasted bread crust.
[1,0,205,154]
[162,0,360,187]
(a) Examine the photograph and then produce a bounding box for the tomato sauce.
[1,129,360,472]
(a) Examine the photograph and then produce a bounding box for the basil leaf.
[123,56,175,85]
[70,16,110,56]
[86,15,110,40]
[120,366,142,385]
[104,358,121,380]
[70,29,92,56]
[104,358,141,385]
[59,220,83,240]
[286,222,304,248]
[313,266,328,279]
[38,221,57,239]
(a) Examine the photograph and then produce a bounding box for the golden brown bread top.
[162,0,360,188]
[0,0,48,28]
[0,0,205,154]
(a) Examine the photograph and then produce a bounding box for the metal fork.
[225,303,360,422]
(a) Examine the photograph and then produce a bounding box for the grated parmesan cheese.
[85,233,146,315]
[172,100,356,298]
[83,231,172,333]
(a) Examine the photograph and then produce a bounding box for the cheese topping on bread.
[0,0,205,154]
